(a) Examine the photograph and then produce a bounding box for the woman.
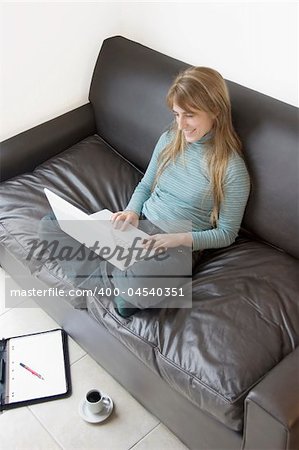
[39,66,250,317]
[113,67,250,250]
[109,66,250,315]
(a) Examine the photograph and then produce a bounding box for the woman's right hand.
[111,210,139,230]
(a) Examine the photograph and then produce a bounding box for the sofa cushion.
[0,136,298,432]
[0,134,141,273]
[87,238,299,431]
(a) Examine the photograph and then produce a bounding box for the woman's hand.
[143,233,193,251]
[111,210,139,230]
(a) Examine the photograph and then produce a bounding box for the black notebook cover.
[0,328,71,411]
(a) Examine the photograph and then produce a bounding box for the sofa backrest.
[89,36,299,259]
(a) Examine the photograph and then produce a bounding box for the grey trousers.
[38,213,201,309]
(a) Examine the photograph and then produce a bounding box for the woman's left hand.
[142,233,192,251]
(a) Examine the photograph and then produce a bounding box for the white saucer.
[79,394,113,424]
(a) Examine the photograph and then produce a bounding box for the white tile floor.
[0,268,189,450]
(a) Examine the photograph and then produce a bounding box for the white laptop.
[44,188,156,271]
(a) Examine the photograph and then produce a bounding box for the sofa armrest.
[242,346,299,450]
[0,103,96,182]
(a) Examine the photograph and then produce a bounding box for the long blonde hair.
[153,66,243,227]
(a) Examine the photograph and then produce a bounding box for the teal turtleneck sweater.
[125,131,250,251]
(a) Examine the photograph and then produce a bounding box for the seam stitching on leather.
[156,349,232,403]
[247,397,288,446]
[0,222,31,259]
[85,295,157,347]
[94,134,144,176]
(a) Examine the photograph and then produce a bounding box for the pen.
[20,362,44,380]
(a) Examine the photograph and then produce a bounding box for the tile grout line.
[23,354,91,450]
[1,269,35,315]
[128,421,161,450]
[70,352,88,367]
[27,406,64,450]
[0,297,35,319]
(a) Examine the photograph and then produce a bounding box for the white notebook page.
[7,330,67,403]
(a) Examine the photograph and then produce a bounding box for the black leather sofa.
[0,36,298,450]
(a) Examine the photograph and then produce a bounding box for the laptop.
[44,188,156,270]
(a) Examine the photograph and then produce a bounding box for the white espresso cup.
[85,389,110,414]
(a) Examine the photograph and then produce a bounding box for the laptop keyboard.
[113,235,148,257]
[113,235,132,250]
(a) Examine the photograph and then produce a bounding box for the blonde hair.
[153,66,243,227]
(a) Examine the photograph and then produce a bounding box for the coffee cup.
[85,389,110,414]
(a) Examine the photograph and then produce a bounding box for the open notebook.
[0,329,71,410]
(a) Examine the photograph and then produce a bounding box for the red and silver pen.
[20,362,44,380]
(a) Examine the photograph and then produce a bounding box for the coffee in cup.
[85,389,110,414]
